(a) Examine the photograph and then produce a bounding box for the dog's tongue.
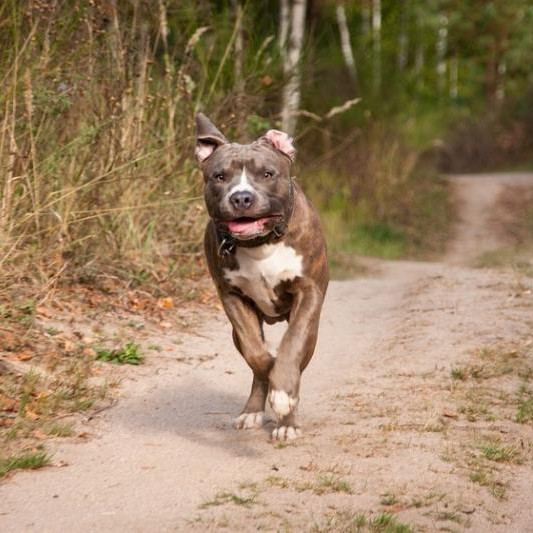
[228,217,268,235]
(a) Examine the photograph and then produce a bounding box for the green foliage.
[0,0,531,285]
[95,343,144,365]
[516,386,533,424]
[0,450,51,478]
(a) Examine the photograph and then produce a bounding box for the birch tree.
[372,0,381,92]
[280,0,307,135]
[336,3,357,88]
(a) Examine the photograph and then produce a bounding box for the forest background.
[1,0,533,292]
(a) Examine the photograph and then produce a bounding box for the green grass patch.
[313,510,413,533]
[199,491,257,509]
[0,450,51,477]
[343,223,408,259]
[481,442,519,463]
[43,422,75,438]
[516,386,533,424]
[95,342,144,365]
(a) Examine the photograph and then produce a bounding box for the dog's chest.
[224,243,303,317]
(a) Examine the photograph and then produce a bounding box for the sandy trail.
[1,174,533,532]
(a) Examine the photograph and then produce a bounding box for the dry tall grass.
[0,2,224,290]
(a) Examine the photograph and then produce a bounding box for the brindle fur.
[197,114,329,436]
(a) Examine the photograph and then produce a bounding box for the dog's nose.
[230,191,255,210]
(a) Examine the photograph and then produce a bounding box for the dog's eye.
[213,173,225,182]
[263,171,274,179]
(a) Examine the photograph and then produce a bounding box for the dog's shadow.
[115,376,275,458]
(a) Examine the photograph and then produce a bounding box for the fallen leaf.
[16,350,34,361]
[36,306,53,318]
[443,410,459,419]
[33,428,47,440]
[25,409,40,420]
[157,297,174,310]
[1,397,18,411]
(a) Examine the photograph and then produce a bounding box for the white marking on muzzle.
[225,167,256,202]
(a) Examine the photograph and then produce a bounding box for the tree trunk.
[397,0,408,71]
[232,0,245,140]
[450,54,458,99]
[372,0,381,92]
[279,0,290,50]
[281,0,307,135]
[336,4,357,89]
[436,14,448,93]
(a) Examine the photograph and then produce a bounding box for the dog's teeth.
[269,390,297,418]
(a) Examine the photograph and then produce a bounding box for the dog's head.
[195,113,295,241]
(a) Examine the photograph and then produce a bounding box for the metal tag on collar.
[218,237,235,257]
[273,224,285,238]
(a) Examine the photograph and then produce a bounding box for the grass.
[296,474,354,495]
[0,450,51,478]
[314,511,413,533]
[380,492,399,506]
[95,343,144,365]
[468,466,508,500]
[481,442,519,463]
[516,386,533,423]
[43,422,75,438]
[199,491,257,509]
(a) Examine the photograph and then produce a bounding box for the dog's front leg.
[268,280,325,439]
[221,293,275,429]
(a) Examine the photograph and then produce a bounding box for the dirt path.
[1,174,533,532]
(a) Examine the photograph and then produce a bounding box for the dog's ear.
[261,129,296,162]
[195,113,228,162]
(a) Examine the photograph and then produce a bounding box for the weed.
[516,386,533,423]
[43,422,74,438]
[370,512,413,532]
[199,491,257,509]
[317,474,353,494]
[0,450,51,477]
[469,466,507,500]
[450,367,466,381]
[481,442,519,463]
[95,342,144,365]
[312,510,367,532]
[265,476,290,488]
[435,511,462,523]
[380,492,399,506]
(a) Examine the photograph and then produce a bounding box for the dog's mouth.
[221,215,283,238]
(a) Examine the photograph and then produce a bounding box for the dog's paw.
[272,425,301,441]
[233,411,267,430]
[269,390,298,418]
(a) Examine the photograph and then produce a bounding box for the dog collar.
[216,176,295,257]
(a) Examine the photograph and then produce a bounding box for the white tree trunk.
[436,14,448,92]
[496,60,506,102]
[398,0,408,71]
[450,55,459,99]
[336,4,357,85]
[279,0,290,50]
[281,0,307,135]
[362,0,371,37]
[372,0,381,91]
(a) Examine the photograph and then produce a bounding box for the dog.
[195,114,329,440]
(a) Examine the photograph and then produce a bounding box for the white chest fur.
[224,243,303,317]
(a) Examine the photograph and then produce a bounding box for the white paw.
[269,390,298,418]
[233,411,266,430]
[272,426,301,441]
